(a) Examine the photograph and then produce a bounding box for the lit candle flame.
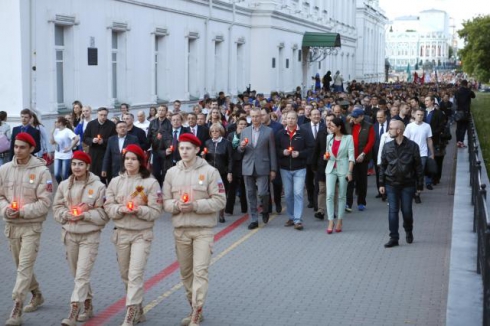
[181,193,189,203]
[203,148,208,154]
[127,201,134,210]
[288,146,293,151]
[11,201,18,210]
[170,145,174,151]
[244,138,249,144]
[72,208,79,216]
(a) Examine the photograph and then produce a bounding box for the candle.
[324,152,330,159]
[203,148,208,154]
[97,134,101,140]
[288,146,293,152]
[11,201,18,210]
[127,201,134,210]
[72,208,79,216]
[181,193,189,203]
[244,138,249,145]
[170,145,174,151]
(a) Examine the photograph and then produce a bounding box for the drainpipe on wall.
[228,1,236,96]
[204,0,212,97]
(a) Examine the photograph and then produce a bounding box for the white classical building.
[355,0,388,82]
[386,9,451,71]
[1,0,386,125]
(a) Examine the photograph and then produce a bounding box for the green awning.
[302,32,341,47]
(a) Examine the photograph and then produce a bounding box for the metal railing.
[468,114,490,326]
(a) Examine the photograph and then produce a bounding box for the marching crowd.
[0,77,476,326]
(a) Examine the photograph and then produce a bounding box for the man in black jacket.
[276,111,309,230]
[147,105,171,186]
[454,79,476,147]
[9,109,41,160]
[379,120,424,248]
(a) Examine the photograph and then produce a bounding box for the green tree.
[458,15,490,82]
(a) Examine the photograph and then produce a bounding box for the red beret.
[15,132,36,147]
[124,144,145,160]
[179,133,202,147]
[72,151,92,165]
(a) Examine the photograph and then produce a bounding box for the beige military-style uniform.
[52,172,108,303]
[0,155,53,302]
[163,157,226,309]
[104,173,162,306]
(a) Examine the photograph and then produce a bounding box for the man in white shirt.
[403,108,434,203]
[133,110,150,135]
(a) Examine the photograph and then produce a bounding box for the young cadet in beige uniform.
[0,133,53,326]
[163,133,226,326]
[52,151,109,326]
[104,144,162,326]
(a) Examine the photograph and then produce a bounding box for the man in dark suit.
[238,108,277,230]
[301,108,325,210]
[159,113,191,180]
[122,113,149,150]
[424,96,447,187]
[101,121,139,182]
[83,107,117,184]
[187,113,210,151]
[261,107,283,213]
[147,105,172,186]
[10,109,41,160]
[373,110,389,199]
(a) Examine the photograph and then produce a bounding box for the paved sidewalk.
[0,145,458,325]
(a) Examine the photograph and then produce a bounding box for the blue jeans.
[54,158,71,184]
[280,168,306,224]
[386,185,415,240]
[420,156,432,186]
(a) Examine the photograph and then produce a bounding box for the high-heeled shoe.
[326,221,334,234]
[335,220,343,233]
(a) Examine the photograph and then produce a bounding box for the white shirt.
[53,128,76,160]
[118,136,126,152]
[310,122,319,139]
[134,120,150,135]
[377,131,393,165]
[404,122,432,157]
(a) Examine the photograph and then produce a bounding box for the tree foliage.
[458,15,490,82]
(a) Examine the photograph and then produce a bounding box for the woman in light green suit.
[325,118,355,233]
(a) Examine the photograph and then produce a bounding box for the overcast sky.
[379,0,490,29]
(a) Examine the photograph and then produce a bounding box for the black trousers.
[456,120,469,143]
[225,175,248,214]
[347,160,369,207]
[305,164,316,207]
[152,153,164,187]
[269,170,282,212]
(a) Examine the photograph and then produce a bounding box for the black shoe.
[384,239,399,248]
[426,184,433,190]
[247,222,258,230]
[314,212,325,220]
[219,216,226,223]
[406,231,414,244]
[414,194,422,204]
[276,203,282,214]
[262,213,270,224]
[375,194,382,198]
[307,202,314,208]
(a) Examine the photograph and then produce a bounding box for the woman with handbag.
[52,151,108,325]
[0,111,11,166]
[52,117,80,184]
[325,118,355,234]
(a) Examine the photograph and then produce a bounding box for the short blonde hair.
[209,123,225,137]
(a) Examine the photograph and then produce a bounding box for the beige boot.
[77,299,93,322]
[137,303,146,323]
[121,305,139,326]
[189,307,203,326]
[5,300,23,326]
[23,291,44,313]
[61,302,80,326]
